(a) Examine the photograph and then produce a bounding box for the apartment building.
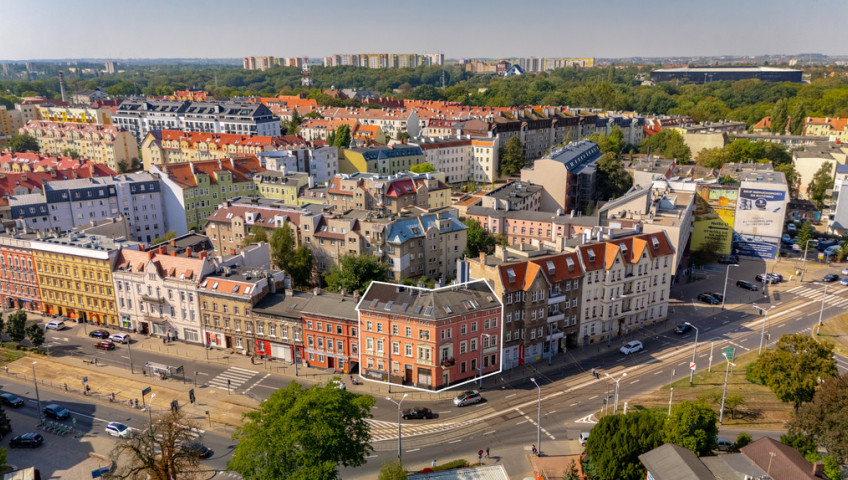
[322,53,442,68]
[151,157,264,234]
[356,280,502,391]
[322,108,420,139]
[257,146,339,183]
[140,130,309,171]
[254,170,311,203]
[466,206,598,246]
[251,289,309,363]
[383,210,466,281]
[301,290,359,372]
[326,172,450,214]
[242,56,276,71]
[577,232,674,346]
[32,233,140,326]
[0,232,42,312]
[205,201,311,254]
[198,265,286,354]
[20,121,139,171]
[339,145,425,176]
[467,248,584,369]
[0,105,24,141]
[409,136,473,184]
[480,181,543,212]
[113,99,280,142]
[35,105,113,125]
[520,140,603,214]
[793,143,848,197]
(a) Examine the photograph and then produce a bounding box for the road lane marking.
[505,393,516,399]
[406,448,420,452]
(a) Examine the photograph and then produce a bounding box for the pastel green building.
[340,145,425,175]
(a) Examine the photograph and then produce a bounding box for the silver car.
[453,390,482,407]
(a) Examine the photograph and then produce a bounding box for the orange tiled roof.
[155,157,264,189]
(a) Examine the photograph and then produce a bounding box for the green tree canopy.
[25,323,44,348]
[332,124,352,148]
[243,224,269,247]
[289,245,314,288]
[584,409,665,480]
[270,224,297,272]
[498,136,525,177]
[377,459,408,480]
[808,163,834,210]
[775,163,801,198]
[323,254,389,294]
[770,98,789,134]
[789,101,808,135]
[152,231,177,245]
[662,400,719,456]
[796,222,814,252]
[409,162,436,173]
[597,152,633,199]
[747,333,838,412]
[8,134,39,153]
[229,380,375,480]
[790,373,848,463]
[639,130,691,163]
[5,311,26,343]
[463,218,496,258]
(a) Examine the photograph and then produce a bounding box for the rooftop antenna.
[58,70,66,102]
[301,58,313,88]
[441,69,446,89]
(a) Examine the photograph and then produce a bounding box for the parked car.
[95,341,116,351]
[89,330,110,339]
[792,244,802,252]
[716,437,733,452]
[818,239,838,251]
[402,407,434,420]
[9,432,43,448]
[674,323,692,335]
[42,404,70,420]
[181,441,213,459]
[710,292,724,302]
[619,340,644,355]
[787,223,797,232]
[110,333,130,344]
[453,390,483,407]
[755,274,778,284]
[810,240,820,248]
[770,273,784,282]
[823,274,840,283]
[105,422,134,438]
[697,293,720,305]
[782,234,792,243]
[0,393,24,408]
[840,277,848,286]
[841,267,848,275]
[736,281,758,291]
[825,245,840,256]
[45,321,65,330]
[579,432,590,446]
[718,255,739,265]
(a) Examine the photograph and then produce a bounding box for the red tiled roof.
[115,248,206,282]
[159,130,307,149]
[529,253,583,282]
[385,179,415,198]
[155,157,264,189]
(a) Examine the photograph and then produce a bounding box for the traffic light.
[189,389,195,404]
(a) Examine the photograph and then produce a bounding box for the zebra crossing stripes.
[367,417,482,442]
[207,366,259,392]
[786,286,848,306]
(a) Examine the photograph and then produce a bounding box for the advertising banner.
[732,233,780,259]
[692,186,737,254]
[735,188,787,238]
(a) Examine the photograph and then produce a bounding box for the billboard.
[692,186,738,254]
[732,233,780,259]
[735,188,786,238]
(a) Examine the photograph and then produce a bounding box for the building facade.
[0,233,42,312]
[20,121,139,171]
[301,291,359,372]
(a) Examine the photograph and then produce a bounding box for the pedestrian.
[432,459,436,468]
[162,335,166,344]
[532,444,537,455]
[4,365,7,374]
[478,450,483,463]
[486,447,490,458]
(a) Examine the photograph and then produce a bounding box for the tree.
[808,163,834,210]
[584,409,665,480]
[377,459,408,480]
[796,222,814,252]
[242,224,269,247]
[662,400,718,456]
[5,311,26,343]
[747,333,838,412]
[723,394,747,420]
[734,432,752,451]
[61,148,80,159]
[464,218,496,258]
[117,158,142,174]
[25,323,44,348]
[562,459,580,480]
[332,124,352,148]
[152,231,176,245]
[289,245,314,288]
[229,381,375,480]
[639,130,691,163]
[691,238,720,267]
[110,409,201,480]
[498,136,525,177]
[597,152,633,199]
[770,98,789,134]
[789,102,808,135]
[409,162,436,174]
[323,254,389,294]
[284,109,303,135]
[775,163,801,198]
[270,224,297,273]
[395,131,410,141]
[791,373,848,463]
[8,134,39,153]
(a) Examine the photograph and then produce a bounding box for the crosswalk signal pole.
[227,378,231,395]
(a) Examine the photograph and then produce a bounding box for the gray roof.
[599,185,651,214]
[701,453,769,480]
[252,291,313,320]
[358,280,499,321]
[386,211,466,244]
[639,443,717,480]
[466,206,599,226]
[542,140,602,174]
[301,292,359,320]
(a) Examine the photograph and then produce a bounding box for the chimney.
[186,246,193,257]
[159,245,167,255]
[170,240,176,247]
[230,249,236,255]
[479,251,486,265]
[199,251,208,260]
[171,251,176,256]
[813,462,824,477]
[353,290,360,302]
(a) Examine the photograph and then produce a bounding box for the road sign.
[91,466,110,478]
[724,347,735,361]
[175,365,184,374]
[689,362,696,370]
[141,386,152,396]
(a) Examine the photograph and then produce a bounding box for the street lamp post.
[604,372,627,414]
[147,393,156,425]
[816,282,828,327]
[754,304,776,354]
[127,338,134,374]
[32,362,42,421]
[718,360,737,424]
[686,322,699,386]
[721,264,739,310]
[530,378,541,456]
[385,394,408,462]
[668,387,674,416]
[801,239,815,280]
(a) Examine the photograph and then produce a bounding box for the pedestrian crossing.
[367,417,482,442]
[207,367,259,392]
[786,285,848,307]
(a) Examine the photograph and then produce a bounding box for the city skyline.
[1,0,846,61]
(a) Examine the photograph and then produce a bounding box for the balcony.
[548,293,564,305]
[440,357,455,368]
[547,313,565,323]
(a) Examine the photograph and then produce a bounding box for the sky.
[1,0,847,61]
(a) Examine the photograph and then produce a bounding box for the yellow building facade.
[20,121,138,171]
[36,106,113,125]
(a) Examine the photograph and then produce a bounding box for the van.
[716,437,733,452]
[579,432,590,446]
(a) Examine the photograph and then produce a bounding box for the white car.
[841,267,848,275]
[105,422,134,438]
[619,340,644,355]
[45,321,66,330]
[792,244,802,252]
[110,333,130,344]
[825,245,840,256]
[787,223,797,232]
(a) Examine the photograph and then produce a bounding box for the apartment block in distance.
[356,280,502,391]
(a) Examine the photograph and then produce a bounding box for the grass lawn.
[602,350,793,429]
[813,313,848,359]
[0,347,26,364]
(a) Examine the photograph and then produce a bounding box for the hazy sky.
[1,0,846,60]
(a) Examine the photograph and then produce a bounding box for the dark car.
[10,432,43,448]
[710,292,724,303]
[43,404,70,420]
[181,441,213,459]
[718,255,739,265]
[89,330,110,339]
[674,323,692,335]
[736,280,758,291]
[94,340,116,351]
[755,274,778,284]
[402,407,434,420]
[697,293,720,305]
[0,393,24,408]
[823,274,840,283]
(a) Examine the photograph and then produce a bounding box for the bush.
[2,342,18,350]
[734,432,752,451]
[433,459,469,471]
